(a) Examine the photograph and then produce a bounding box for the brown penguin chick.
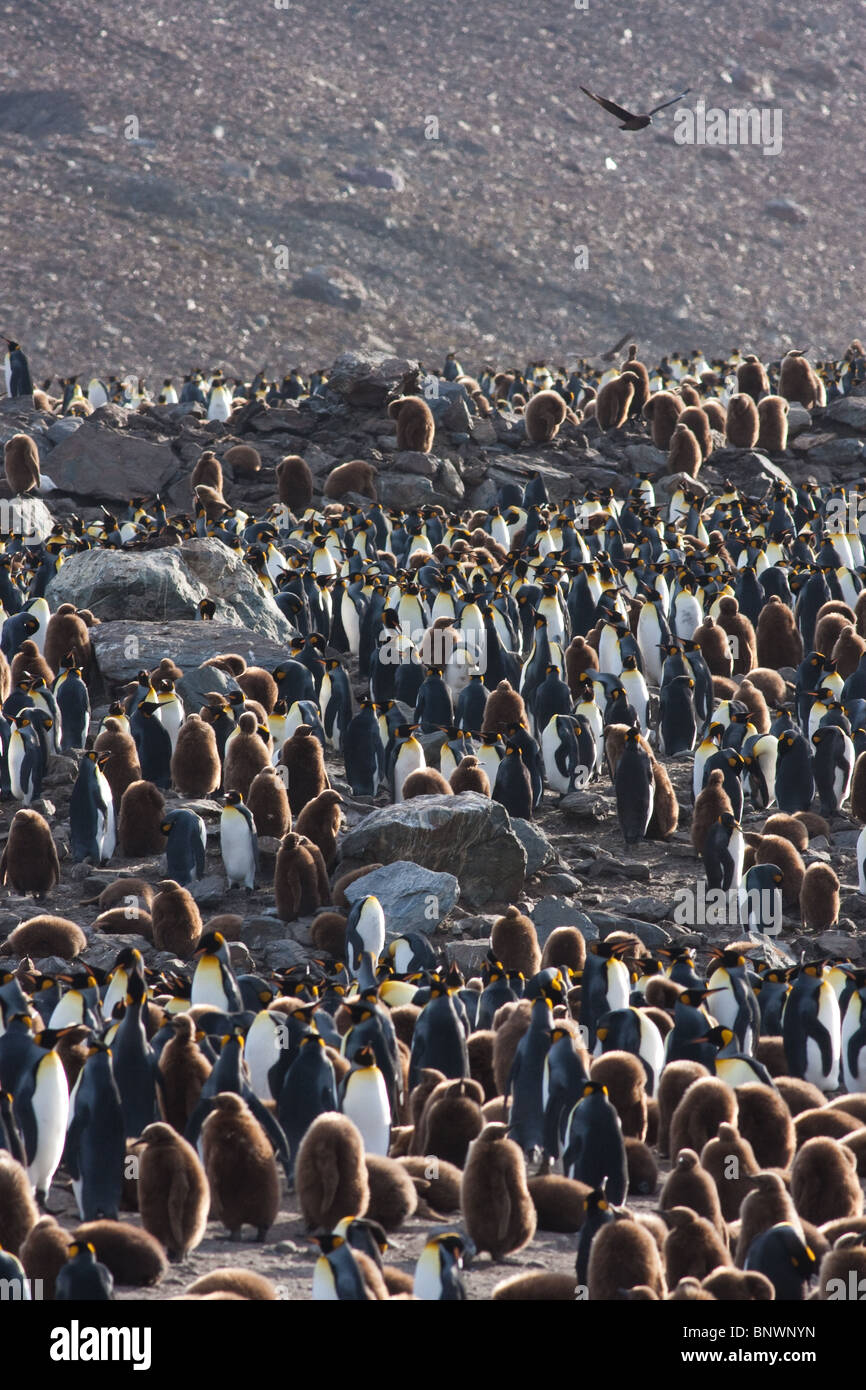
[821,1215,866,1244]
[224,712,270,800]
[236,665,278,713]
[756,394,790,452]
[222,443,261,477]
[0,1153,39,1255]
[279,724,327,816]
[461,1123,537,1259]
[93,720,141,808]
[402,767,453,798]
[828,1094,866,1125]
[774,1076,826,1116]
[449,755,490,795]
[296,1113,369,1229]
[626,1138,658,1196]
[525,1175,592,1233]
[169,714,220,797]
[1,915,86,961]
[670,1078,738,1161]
[703,1268,774,1300]
[388,395,436,453]
[151,880,203,959]
[725,394,760,448]
[93,906,152,939]
[331,864,383,907]
[659,1148,726,1240]
[492,1271,577,1300]
[295,788,343,868]
[408,1068,449,1135]
[734,1171,801,1267]
[246,765,291,839]
[678,379,702,406]
[800,863,840,930]
[648,758,680,840]
[818,1234,866,1301]
[194,484,231,523]
[595,373,638,432]
[588,1214,667,1300]
[754,834,805,906]
[186,1268,276,1300]
[117,780,166,856]
[695,615,734,678]
[734,1083,795,1171]
[203,652,247,677]
[619,346,650,414]
[564,636,599,698]
[10,640,53,687]
[813,611,851,659]
[4,433,40,493]
[700,1122,760,1221]
[667,422,702,479]
[273,831,329,921]
[642,390,684,450]
[421,1080,484,1169]
[481,1098,508,1124]
[0,808,60,899]
[364,1154,419,1230]
[590,1051,647,1140]
[736,354,770,402]
[44,609,91,677]
[691,770,734,856]
[490,906,541,979]
[832,623,866,679]
[602,722,651,778]
[202,912,242,942]
[323,460,378,502]
[794,1107,861,1147]
[390,1004,420,1051]
[668,1276,717,1301]
[656,1061,710,1158]
[716,597,756,674]
[72,1220,167,1286]
[643,976,682,1011]
[779,350,824,409]
[679,405,712,460]
[522,388,567,441]
[19,1214,68,1298]
[191,449,223,495]
[711,675,738,700]
[540,926,586,974]
[275,454,313,512]
[201,1093,280,1241]
[700,397,726,432]
[743,665,788,707]
[753,1036,785,1078]
[398,1155,462,1213]
[480,680,527,737]
[661,1206,732,1285]
[137,1122,210,1259]
[762,813,808,851]
[310,910,347,956]
[492,1000,533,1095]
[90,877,155,913]
[157,1013,212,1132]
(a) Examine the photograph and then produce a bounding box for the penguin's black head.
[582,1081,608,1099]
[224,790,243,806]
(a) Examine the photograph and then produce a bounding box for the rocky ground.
[1,0,863,377]
[3,349,866,1300]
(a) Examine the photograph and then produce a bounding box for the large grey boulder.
[338,792,526,908]
[825,397,866,432]
[327,351,416,407]
[343,860,459,935]
[531,896,597,946]
[47,538,296,645]
[44,419,180,501]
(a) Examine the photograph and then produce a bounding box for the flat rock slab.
[91,620,290,687]
[338,791,526,909]
[45,420,180,501]
[531,895,597,945]
[343,860,459,934]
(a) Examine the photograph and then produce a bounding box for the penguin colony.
[3,341,866,1301]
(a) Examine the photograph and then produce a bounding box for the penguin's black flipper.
[809,1015,835,1078]
[847,1022,866,1080]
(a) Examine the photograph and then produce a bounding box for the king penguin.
[413,1231,468,1300]
[219,790,258,891]
[339,1043,391,1157]
[13,1035,70,1203]
[782,962,841,1093]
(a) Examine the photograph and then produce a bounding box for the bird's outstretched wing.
[602,331,633,362]
[579,87,637,123]
[648,88,691,116]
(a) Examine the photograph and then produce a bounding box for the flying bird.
[580,86,691,131]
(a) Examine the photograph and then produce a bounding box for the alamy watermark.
[0,497,43,542]
[673,882,781,935]
[673,99,782,157]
